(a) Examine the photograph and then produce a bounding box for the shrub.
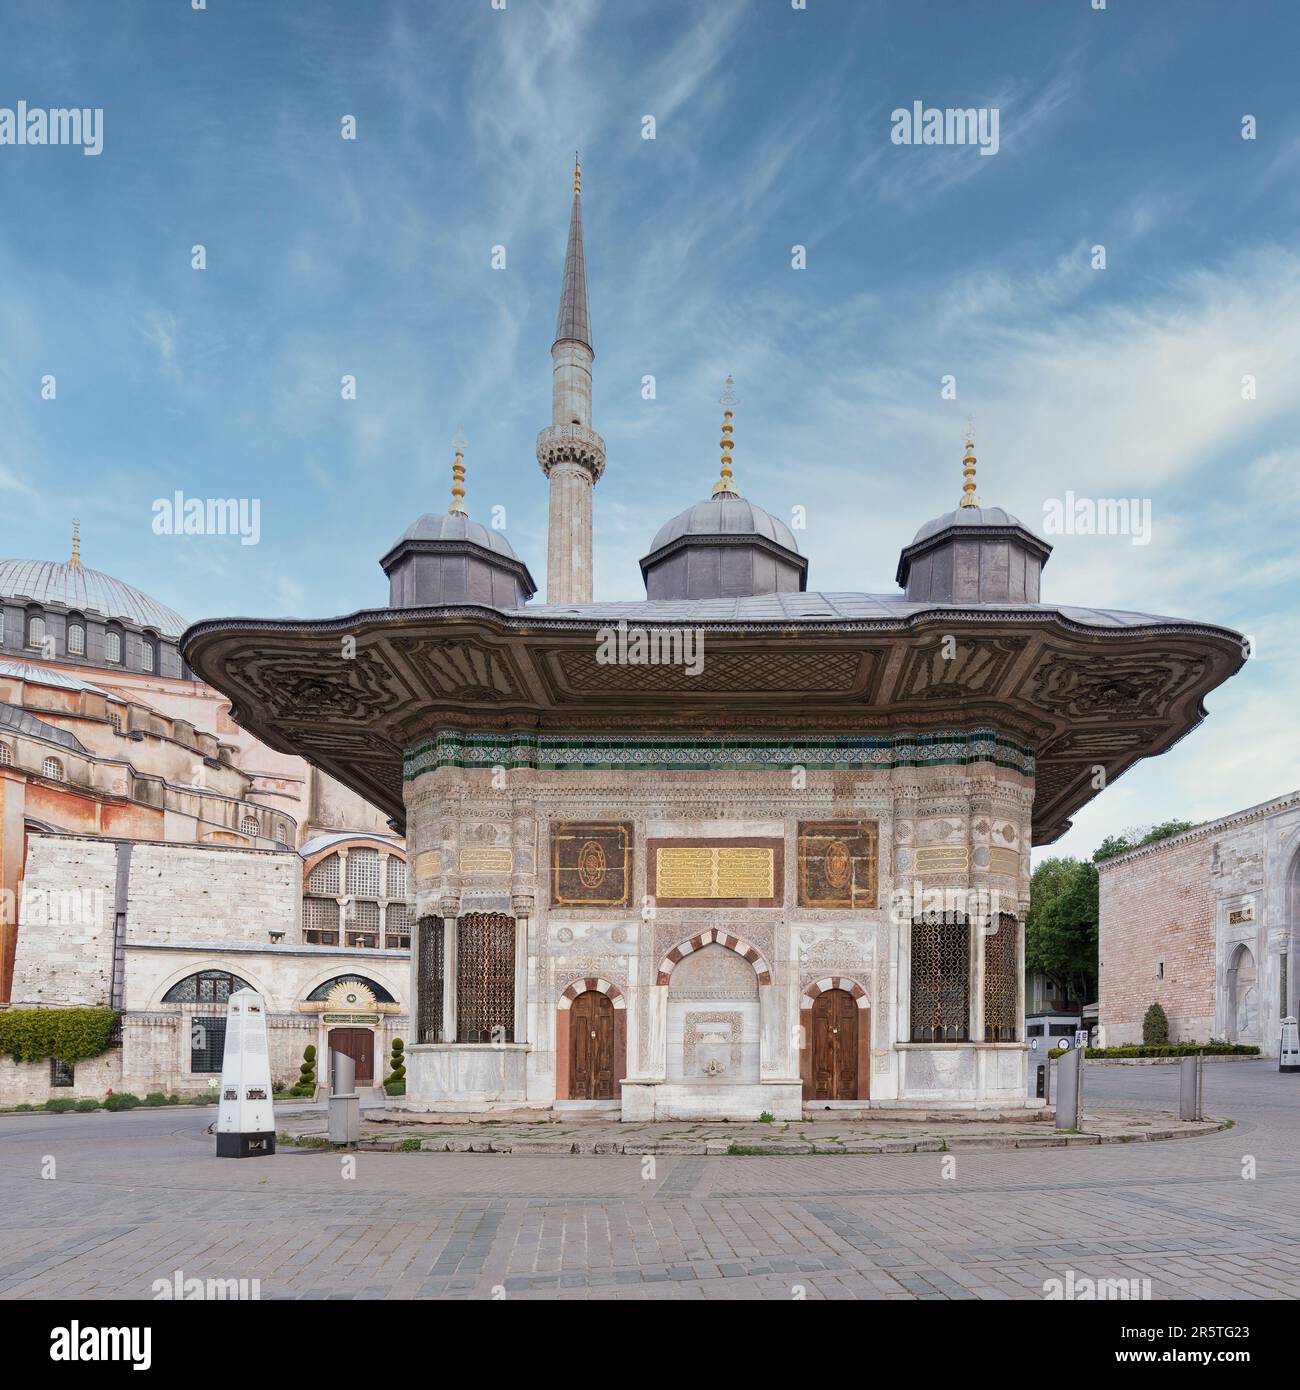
[0,1007,119,1066]
[382,1079,405,1097]
[188,1094,212,1106]
[74,1098,100,1112]
[103,1092,142,1111]
[43,1097,76,1113]
[294,1044,317,1096]
[144,1092,169,1107]
[13,1102,35,1112]
[1074,1042,1260,1059]
[1143,1002,1170,1046]
[387,1038,406,1085]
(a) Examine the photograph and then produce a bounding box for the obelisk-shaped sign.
[214,988,276,1157]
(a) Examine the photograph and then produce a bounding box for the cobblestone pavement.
[0,1061,1296,1301]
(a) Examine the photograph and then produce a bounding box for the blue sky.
[1,0,1297,860]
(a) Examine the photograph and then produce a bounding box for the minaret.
[536,154,605,603]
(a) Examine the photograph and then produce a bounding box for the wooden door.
[329,1028,374,1084]
[570,992,616,1100]
[810,990,858,1101]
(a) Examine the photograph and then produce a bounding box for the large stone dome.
[0,558,186,636]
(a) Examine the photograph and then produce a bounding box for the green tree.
[1093,820,1198,862]
[1026,857,1099,1005]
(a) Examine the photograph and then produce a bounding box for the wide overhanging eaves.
[181,600,1245,845]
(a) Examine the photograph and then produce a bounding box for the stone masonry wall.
[1099,833,1218,1045]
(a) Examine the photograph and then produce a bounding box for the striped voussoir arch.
[655,928,771,987]
[801,976,869,1008]
[558,977,625,1009]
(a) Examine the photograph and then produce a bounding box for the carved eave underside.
[181,605,1243,845]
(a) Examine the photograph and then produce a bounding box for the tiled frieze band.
[404,727,1034,781]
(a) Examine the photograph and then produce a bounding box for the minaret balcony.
[536,422,606,482]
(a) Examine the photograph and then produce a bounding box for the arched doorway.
[569,991,617,1099]
[1227,944,1258,1042]
[809,989,858,1101]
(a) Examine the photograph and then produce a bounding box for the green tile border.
[404,728,1034,781]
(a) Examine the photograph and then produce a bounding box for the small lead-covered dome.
[639,377,807,600]
[897,441,1050,604]
[640,492,807,600]
[380,437,536,610]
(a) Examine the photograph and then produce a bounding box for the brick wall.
[1099,833,1217,1045]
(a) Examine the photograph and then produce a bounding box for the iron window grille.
[457,913,515,1043]
[189,1014,227,1073]
[418,916,444,1043]
[983,913,1019,1041]
[910,911,971,1042]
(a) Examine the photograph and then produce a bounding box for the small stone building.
[2,831,409,1103]
[1098,791,1300,1055]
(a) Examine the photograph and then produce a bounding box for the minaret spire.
[536,154,605,604]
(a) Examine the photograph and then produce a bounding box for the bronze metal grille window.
[457,912,515,1043]
[304,897,339,945]
[983,913,1019,1041]
[50,1058,74,1087]
[417,916,444,1043]
[910,912,970,1042]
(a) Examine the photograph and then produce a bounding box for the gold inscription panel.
[459,847,513,874]
[913,846,970,874]
[646,837,784,907]
[656,847,774,900]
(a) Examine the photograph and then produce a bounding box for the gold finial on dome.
[449,429,468,515]
[959,423,979,508]
[712,374,740,496]
[573,151,581,196]
[70,518,82,567]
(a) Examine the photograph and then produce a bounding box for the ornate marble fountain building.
[183,164,1243,1119]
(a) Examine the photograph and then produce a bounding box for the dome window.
[142,636,157,673]
[240,815,259,837]
[66,621,86,657]
[104,626,123,663]
[0,743,11,766]
[25,611,46,649]
[42,757,64,781]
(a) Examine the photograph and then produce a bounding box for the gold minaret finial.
[573,151,581,196]
[449,429,468,515]
[712,375,739,496]
[959,423,979,508]
[70,518,81,567]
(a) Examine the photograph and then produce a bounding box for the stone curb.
[322,1117,1228,1156]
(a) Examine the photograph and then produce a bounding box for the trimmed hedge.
[103,1092,142,1111]
[387,1038,405,1085]
[0,1007,119,1065]
[1048,1042,1260,1059]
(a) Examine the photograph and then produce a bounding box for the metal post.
[1178,1055,1199,1121]
[328,1050,360,1144]
[1055,1046,1079,1130]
